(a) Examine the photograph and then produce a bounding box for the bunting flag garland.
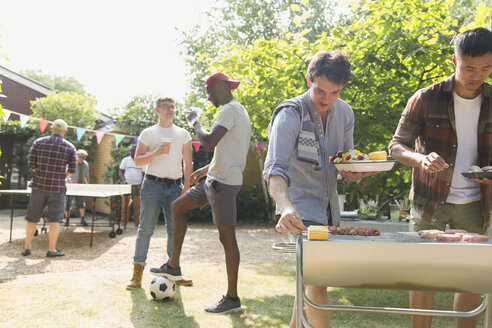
[0,109,227,154]
[1,108,139,147]
[114,134,125,146]
[39,119,49,133]
[19,114,29,128]
[255,141,263,153]
[76,127,86,141]
[2,109,11,122]
[192,141,201,153]
[95,131,105,144]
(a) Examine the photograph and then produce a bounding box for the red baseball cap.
[205,72,240,90]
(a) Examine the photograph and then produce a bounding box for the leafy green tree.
[31,91,98,129]
[0,41,6,184]
[29,91,98,161]
[203,0,490,210]
[20,69,87,94]
[179,0,347,109]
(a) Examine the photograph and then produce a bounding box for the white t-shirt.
[207,98,251,185]
[119,156,145,185]
[446,92,481,204]
[138,124,191,179]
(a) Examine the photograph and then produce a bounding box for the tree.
[179,0,347,109]
[30,91,98,156]
[0,42,7,184]
[20,69,87,94]
[201,0,491,209]
[31,91,98,129]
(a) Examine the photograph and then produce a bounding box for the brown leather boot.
[126,264,144,290]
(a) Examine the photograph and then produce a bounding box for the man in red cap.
[150,72,251,315]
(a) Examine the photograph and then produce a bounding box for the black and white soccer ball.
[149,276,176,300]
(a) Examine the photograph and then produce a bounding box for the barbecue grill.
[273,232,492,328]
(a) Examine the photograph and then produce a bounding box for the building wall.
[0,76,46,115]
[87,134,115,214]
[0,74,49,207]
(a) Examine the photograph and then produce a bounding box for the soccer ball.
[149,276,176,300]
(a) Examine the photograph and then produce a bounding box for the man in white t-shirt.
[389,27,492,328]
[126,97,193,290]
[119,144,145,227]
[150,72,251,314]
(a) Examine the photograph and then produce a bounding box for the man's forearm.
[193,122,214,150]
[183,163,192,186]
[389,143,425,168]
[268,175,293,213]
[134,152,157,167]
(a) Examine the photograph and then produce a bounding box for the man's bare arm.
[268,175,306,233]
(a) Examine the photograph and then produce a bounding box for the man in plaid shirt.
[389,27,492,328]
[22,119,77,257]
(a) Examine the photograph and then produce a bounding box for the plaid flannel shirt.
[28,134,77,193]
[389,74,492,226]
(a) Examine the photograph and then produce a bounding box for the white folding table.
[1,184,131,246]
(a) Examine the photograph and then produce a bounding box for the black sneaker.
[21,249,31,256]
[80,218,88,226]
[149,262,182,280]
[204,295,242,314]
[46,249,65,257]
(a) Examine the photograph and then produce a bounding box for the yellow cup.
[161,138,171,154]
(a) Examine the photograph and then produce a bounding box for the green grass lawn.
[0,261,490,328]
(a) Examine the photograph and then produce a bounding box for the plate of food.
[461,166,492,180]
[330,149,396,172]
[335,160,397,172]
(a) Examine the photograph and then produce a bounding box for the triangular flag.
[2,109,11,122]
[114,134,125,146]
[192,141,201,153]
[95,131,105,144]
[133,137,138,145]
[255,142,263,153]
[19,114,29,128]
[76,128,86,141]
[39,119,49,133]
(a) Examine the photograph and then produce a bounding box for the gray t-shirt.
[74,160,89,184]
[207,98,251,185]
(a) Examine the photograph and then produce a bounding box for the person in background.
[22,119,77,257]
[69,149,89,226]
[263,50,377,328]
[119,144,145,227]
[389,27,492,328]
[150,72,251,315]
[126,97,193,290]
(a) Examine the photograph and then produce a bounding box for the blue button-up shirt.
[263,96,354,226]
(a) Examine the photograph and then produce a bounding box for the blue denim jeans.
[133,178,181,266]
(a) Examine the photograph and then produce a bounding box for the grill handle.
[272,242,296,253]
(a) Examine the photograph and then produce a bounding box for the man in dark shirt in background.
[389,27,492,328]
[22,119,77,257]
